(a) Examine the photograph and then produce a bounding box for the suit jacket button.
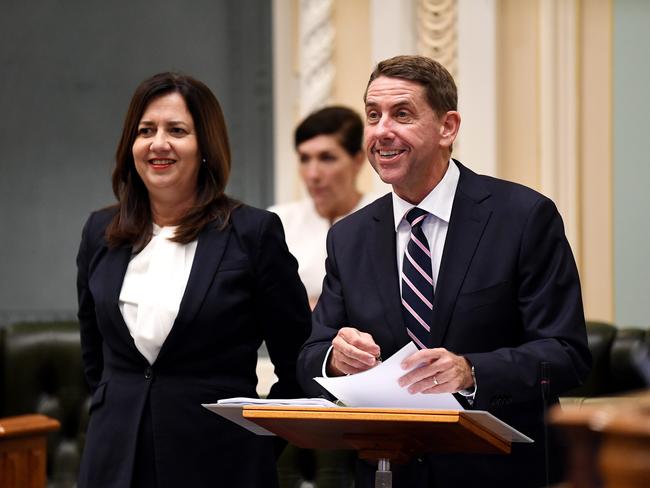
[145,366,153,379]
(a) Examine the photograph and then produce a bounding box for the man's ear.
[439,111,461,147]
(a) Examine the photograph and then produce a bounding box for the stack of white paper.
[216,397,338,408]
[202,397,339,436]
[315,342,464,410]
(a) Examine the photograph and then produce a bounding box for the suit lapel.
[431,162,492,347]
[369,195,410,349]
[103,244,143,356]
[156,220,231,360]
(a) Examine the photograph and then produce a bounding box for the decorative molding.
[417,0,459,158]
[272,0,301,204]
[579,0,613,322]
[538,0,580,258]
[299,0,335,117]
[417,0,458,78]
[456,0,496,177]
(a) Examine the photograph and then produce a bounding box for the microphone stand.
[541,361,551,488]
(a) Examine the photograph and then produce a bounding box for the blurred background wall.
[0,0,273,323]
[272,0,649,328]
[0,0,648,328]
[613,0,650,328]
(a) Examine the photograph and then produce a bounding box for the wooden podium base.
[243,405,511,459]
[0,414,60,488]
[243,406,512,488]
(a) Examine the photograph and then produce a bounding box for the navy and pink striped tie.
[401,207,434,350]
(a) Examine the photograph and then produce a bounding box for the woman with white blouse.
[270,106,376,488]
[270,106,377,309]
[76,72,311,488]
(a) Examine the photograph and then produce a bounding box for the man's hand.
[327,327,381,376]
[398,348,474,393]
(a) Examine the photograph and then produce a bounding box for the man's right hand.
[327,327,381,376]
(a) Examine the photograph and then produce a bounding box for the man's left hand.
[398,348,474,394]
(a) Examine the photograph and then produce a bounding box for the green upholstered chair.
[564,321,617,397]
[605,327,648,394]
[0,321,89,488]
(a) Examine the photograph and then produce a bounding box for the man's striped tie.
[401,207,434,350]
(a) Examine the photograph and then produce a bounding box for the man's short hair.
[364,55,457,116]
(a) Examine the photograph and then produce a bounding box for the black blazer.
[298,161,591,487]
[77,205,311,488]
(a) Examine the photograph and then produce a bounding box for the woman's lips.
[149,159,176,169]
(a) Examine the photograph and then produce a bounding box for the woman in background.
[270,106,377,309]
[270,106,376,488]
[76,72,310,487]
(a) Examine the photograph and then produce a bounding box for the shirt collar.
[391,159,460,230]
[152,223,177,238]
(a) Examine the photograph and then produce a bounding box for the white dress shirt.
[392,160,460,292]
[119,224,198,365]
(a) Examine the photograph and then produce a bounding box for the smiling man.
[297,55,591,488]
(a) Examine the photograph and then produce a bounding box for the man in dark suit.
[297,55,591,487]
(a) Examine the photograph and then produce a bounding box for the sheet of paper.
[202,397,340,436]
[315,342,464,410]
[215,397,339,407]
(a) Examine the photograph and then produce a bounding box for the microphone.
[541,361,551,402]
[540,361,551,487]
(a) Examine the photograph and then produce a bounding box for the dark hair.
[364,55,457,116]
[294,106,363,156]
[106,72,238,251]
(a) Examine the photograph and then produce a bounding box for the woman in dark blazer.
[76,72,311,487]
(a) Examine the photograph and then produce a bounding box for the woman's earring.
[202,158,207,164]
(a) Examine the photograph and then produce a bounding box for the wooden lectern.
[0,414,60,488]
[243,406,512,488]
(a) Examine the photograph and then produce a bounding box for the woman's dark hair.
[106,72,238,251]
[294,106,363,156]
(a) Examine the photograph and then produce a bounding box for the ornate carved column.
[417,0,461,158]
[417,0,458,78]
[299,0,335,117]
